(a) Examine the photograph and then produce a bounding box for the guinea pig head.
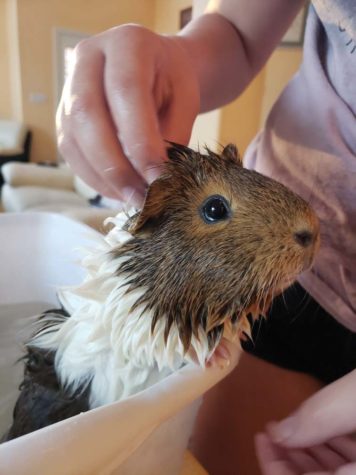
[117,143,320,352]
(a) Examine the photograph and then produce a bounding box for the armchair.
[0,120,32,185]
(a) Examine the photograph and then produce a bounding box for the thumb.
[268,369,356,448]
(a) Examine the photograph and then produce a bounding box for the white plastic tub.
[0,212,239,475]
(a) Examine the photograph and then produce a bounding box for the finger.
[104,39,166,184]
[255,433,298,475]
[62,41,146,203]
[218,337,242,370]
[303,472,331,475]
[206,340,231,369]
[328,436,356,463]
[159,67,199,145]
[335,462,356,475]
[158,89,198,150]
[306,444,347,471]
[57,136,117,199]
[286,449,324,473]
[268,370,356,448]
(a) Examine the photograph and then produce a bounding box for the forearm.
[177,13,247,112]
[177,0,304,112]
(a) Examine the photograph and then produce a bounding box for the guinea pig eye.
[200,195,231,224]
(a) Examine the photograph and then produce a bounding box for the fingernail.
[268,417,297,444]
[122,187,144,209]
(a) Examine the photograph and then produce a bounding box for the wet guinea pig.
[4,143,320,441]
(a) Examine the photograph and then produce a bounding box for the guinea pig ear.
[127,178,169,235]
[166,141,194,162]
[221,144,242,166]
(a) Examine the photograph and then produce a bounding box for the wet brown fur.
[115,143,320,352]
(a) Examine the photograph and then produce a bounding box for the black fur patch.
[3,309,90,442]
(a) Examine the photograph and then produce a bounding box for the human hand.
[56,24,200,205]
[255,370,356,474]
[205,321,242,369]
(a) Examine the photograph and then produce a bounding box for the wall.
[0,0,13,118]
[218,71,266,156]
[155,0,192,33]
[0,0,23,121]
[14,0,156,162]
[260,48,302,126]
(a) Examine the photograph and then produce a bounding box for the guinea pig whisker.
[253,313,265,344]
[280,283,289,311]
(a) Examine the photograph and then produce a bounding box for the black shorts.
[242,283,356,384]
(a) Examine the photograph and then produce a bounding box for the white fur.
[33,212,212,408]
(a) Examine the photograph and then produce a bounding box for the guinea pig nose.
[294,230,314,248]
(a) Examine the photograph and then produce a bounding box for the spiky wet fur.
[5,143,319,440]
[4,309,90,441]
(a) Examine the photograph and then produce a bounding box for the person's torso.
[244,0,356,330]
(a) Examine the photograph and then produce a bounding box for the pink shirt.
[244,1,356,330]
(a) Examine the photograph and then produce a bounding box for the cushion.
[61,208,119,232]
[1,162,74,190]
[1,185,88,213]
[20,206,119,232]
[73,175,98,200]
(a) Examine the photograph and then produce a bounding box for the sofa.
[1,161,122,232]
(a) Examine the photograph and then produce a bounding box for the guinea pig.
[3,143,320,441]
